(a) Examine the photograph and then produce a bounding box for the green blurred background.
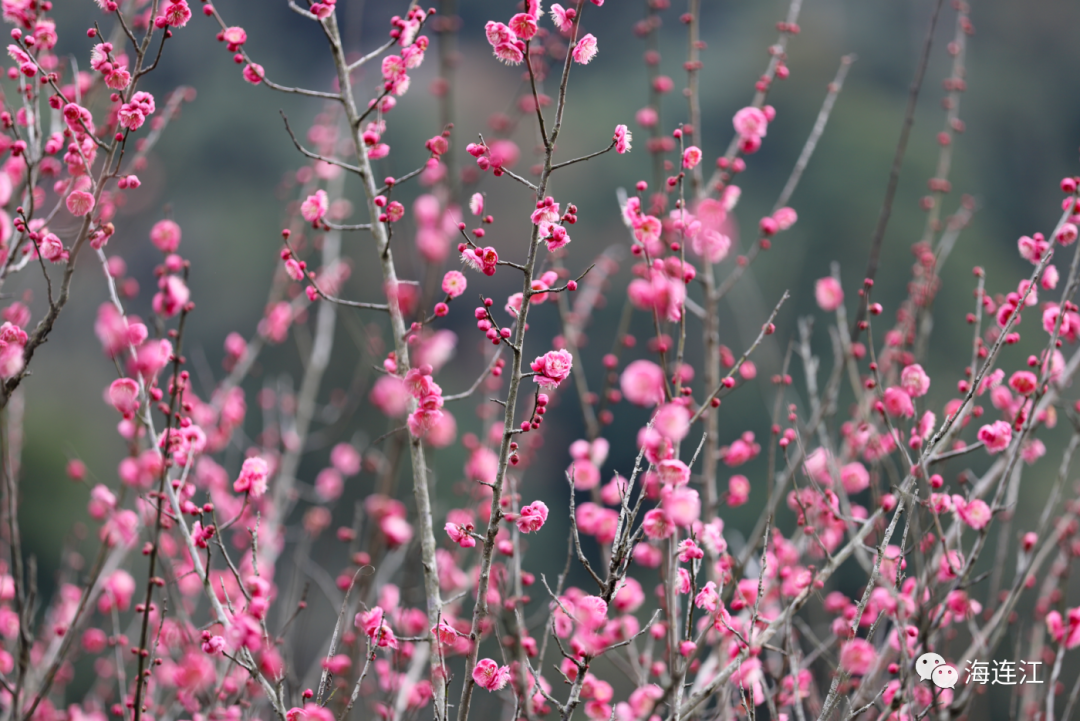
[15,0,1080,714]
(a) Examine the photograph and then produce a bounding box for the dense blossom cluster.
[0,2,1077,721]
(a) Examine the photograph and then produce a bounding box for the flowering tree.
[1,1,1080,721]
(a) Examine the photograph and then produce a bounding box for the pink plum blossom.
[472,658,511,691]
[977,420,1012,454]
[953,497,992,530]
[882,387,915,418]
[839,638,877,676]
[66,190,95,216]
[814,277,844,312]
[572,33,598,64]
[733,106,768,139]
[900,364,930,397]
[620,360,666,406]
[682,146,702,169]
[233,456,270,498]
[517,501,549,533]
[301,190,329,223]
[531,349,573,388]
[107,378,140,419]
[442,270,467,298]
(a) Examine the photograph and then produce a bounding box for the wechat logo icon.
[916,652,958,689]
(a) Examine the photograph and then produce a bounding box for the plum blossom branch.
[444,347,504,402]
[851,0,948,338]
[280,112,365,176]
[550,139,616,171]
[690,290,789,423]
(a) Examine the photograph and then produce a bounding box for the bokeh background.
[16,0,1080,716]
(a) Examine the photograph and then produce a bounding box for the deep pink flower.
[977,420,1012,454]
[442,270,467,298]
[953,497,992,530]
[461,246,498,276]
[233,456,269,498]
[695,582,720,611]
[653,403,690,442]
[682,146,702,170]
[575,595,608,630]
[620,360,666,406]
[243,63,264,84]
[691,228,731,264]
[107,378,140,419]
[1046,609,1080,649]
[493,39,525,65]
[722,435,760,467]
[517,501,549,533]
[152,275,190,318]
[472,658,511,691]
[677,538,704,562]
[572,33,598,64]
[550,4,574,32]
[531,349,573,388]
[641,508,674,539]
[1018,233,1051,263]
[369,375,409,417]
[96,304,141,357]
[733,106,768,139]
[485,21,512,47]
[355,607,398,649]
[840,462,870,494]
[1022,438,1047,464]
[636,107,659,128]
[900,364,930,397]
[773,207,798,230]
[815,277,844,312]
[158,0,192,27]
[301,190,328,223]
[202,634,226,656]
[1057,222,1078,246]
[545,224,571,252]
[1009,370,1038,396]
[150,219,182,253]
[727,475,750,506]
[222,26,247,48]
[882,387,915,418]
[661,485,701,527]
[508,13,537,40]
[614,124,632,154]
[66,190,95,216]
[839,638,877,676]
[445,521,476,548]
[37,233,64,262]
[380,514,413,547]
[469,192,484,216]
[613,578,645,613]
[408,409,443,438]
[657,459,690,486]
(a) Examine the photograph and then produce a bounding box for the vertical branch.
[437,0,460,204]
[685,0,703,197]
[2,402,30,721]
[851,0,947,339]
[320,11,448,717]
[457,4,589,721]
[266,168,345,563]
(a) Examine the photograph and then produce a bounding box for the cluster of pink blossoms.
[484,0,603,67]
[403,363,444,437]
